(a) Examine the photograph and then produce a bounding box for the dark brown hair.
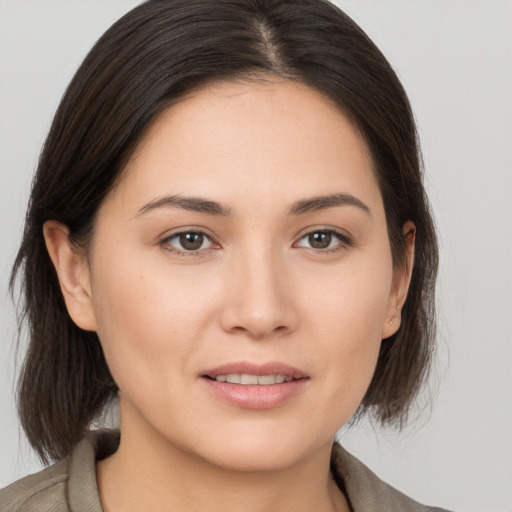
[11,0,438,463]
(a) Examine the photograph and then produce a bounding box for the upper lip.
[201,361,309,380]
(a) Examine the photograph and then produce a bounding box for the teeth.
[240,374,258,385]
[214,373,294,385]
[258,375,278,385]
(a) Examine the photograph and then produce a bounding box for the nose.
[219,248,298,340]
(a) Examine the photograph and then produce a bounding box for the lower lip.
[201,377,309,409]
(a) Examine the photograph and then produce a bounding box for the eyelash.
[160,230,218,257]
[160,228,352,257]
[293,228,353,253]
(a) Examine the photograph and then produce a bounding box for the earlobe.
[382,221,416,340]
[43,220,97,331]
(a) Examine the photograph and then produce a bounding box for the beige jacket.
[0,431,451,512]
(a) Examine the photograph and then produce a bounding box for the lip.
[200,361,310,410]
[202,361,308,379]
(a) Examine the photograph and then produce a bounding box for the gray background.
[1,1,511,511]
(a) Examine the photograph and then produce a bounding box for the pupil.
[309,232,331,249]
[180,232,203,250]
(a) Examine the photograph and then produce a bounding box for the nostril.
[219,292,298,339]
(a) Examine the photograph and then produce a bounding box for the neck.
[97,414,349,512]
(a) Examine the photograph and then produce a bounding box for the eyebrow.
[136,195,231,217]
[136,192,371,218]
[288,193,372,217]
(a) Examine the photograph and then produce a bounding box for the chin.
[186,429,328,473]
[201,446,305,472]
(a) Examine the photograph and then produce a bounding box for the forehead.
[108,78,382,216]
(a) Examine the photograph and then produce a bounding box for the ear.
[382,221,415,340]
[43,220,97,331]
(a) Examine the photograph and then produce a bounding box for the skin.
[44,78,414,512]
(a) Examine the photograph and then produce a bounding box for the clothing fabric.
[0,430,451,512]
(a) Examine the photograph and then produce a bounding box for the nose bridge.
[221,239,297,339]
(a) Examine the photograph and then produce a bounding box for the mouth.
[201,361,308,384]
[204,373,296,385]
[200,362,309,409]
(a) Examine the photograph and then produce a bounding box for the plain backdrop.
[1,1,511,511]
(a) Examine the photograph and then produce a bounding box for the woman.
[1,0,446,510]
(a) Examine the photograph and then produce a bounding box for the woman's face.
[71,79,409,470]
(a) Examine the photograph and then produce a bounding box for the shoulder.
[331,442,453,512]
[0,430,118,512]
[0,459,70,511]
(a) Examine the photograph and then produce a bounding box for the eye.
[163,231,214,252]
[294,230,349,251]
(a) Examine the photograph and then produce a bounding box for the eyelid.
[292,227,353,251]
[159,227,221,255]
[157,225,353,256]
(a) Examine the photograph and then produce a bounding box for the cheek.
[304,253,393,341]
[312,284,387,381]
[300,255,393,411]
[88,251,218,391]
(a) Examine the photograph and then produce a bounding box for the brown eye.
[180,232,204,250]
[165,231,213,252]
[295,230,349,251]
[308,232,332,249]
